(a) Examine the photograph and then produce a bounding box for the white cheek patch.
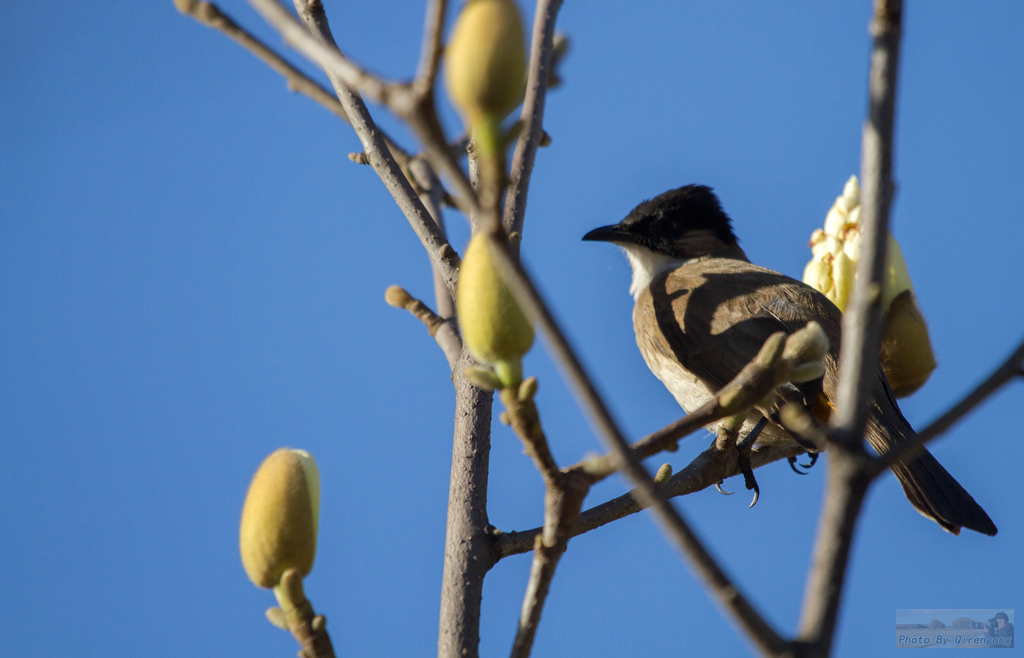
[621,244,684,301]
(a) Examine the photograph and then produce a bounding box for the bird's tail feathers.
[868,405,997,536]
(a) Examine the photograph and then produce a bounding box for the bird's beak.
[582,224,638,245]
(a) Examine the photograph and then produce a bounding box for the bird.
[583,184,997,536]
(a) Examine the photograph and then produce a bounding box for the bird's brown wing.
[636,257,842,405]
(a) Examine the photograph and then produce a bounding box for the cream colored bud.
[823,206,848,237]
[842,175,860,206]
[842,227,861,261]
[456,233,534,387]
[240,448,320,589]
[445,0,526,127]
[802,256,833,297]
[803,175,936,395]
[831,249,855,312]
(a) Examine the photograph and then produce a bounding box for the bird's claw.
[714,481,733,495]
[736,417,767,509]
[741,454,760,508]
[788,451,819,474]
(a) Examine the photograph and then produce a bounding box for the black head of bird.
[583,185,746,262]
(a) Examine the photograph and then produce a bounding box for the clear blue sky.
[2,2,1021,657]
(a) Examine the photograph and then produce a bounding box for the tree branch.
[273,0,461,301]
[498,443,802,559]
[502,0,564,245]
[797,2,903,655]
[408,157,461,349]
[439,359,498,658]
[385,286,461,368]
[497,382,588,658]
[413,0,447,96]
[174,0,416,167]
[247,0,483,219]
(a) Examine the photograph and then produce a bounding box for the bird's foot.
[736,417,768,508]
[787,451,819,474]
[714,481,733,495]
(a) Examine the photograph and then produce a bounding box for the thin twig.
[413,0,448,95]
[498,444,802,559]
[830,0,902,447]
[174,0,415,167]
[276,0,461,301]
[247,0,483,219]
[407,156,460,336]
[502,0,564,245]
[384,286,460,368]
[498,384,588,658]
[869,337,1024,477]
[797,2,903,655]
[248,0,398,104]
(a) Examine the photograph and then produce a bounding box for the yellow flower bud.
[445,0,526,128]
[456,233,534,387]
[239,448,320,589]
[803,175,936,395]
[802,258,833,300]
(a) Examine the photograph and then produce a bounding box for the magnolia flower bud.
[240,448,320,589]
[445,0,526,126]
[456,233,534,388]
[803,175,936,395]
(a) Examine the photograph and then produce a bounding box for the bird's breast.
[637,335,714,412]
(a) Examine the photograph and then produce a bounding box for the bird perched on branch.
[583,185,996,535]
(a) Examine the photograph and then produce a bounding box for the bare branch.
[510,472,587,658]
[247,0,398,105]
[247,0,482,219]
[413,0,448,95]
[384,286,461,368]
[497,382,593,654]
[502,0,564,243]
[496,382,588,657]
[407,156,458,322]
[798,1,903,654]
[498,443,802,559]
[175,0,417,167]
[869,337,1024,477]
[830,0,903,447]
[439,360,499,658]
[271,0,461,300]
